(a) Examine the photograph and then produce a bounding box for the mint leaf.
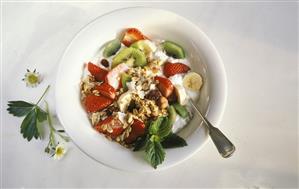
[20,109,40,141]
[145,139,165,169]
[149,117,164,135]
[7,101,35,117]
[161,133,187,148]
[133,134,149,151]
[157,117,172,139]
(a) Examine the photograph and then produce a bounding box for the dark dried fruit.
[167,92,177,103]
[100,59,109,68]
[105,105,119,116]
[145,89,161,102]
[127,100,137,113]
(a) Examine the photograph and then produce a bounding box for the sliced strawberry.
[84,94,113,113]
[122,28,148,47]
[94,116,124,139]
[163,62,190,77]
[125,119,146,144]
[87,62,108,81]
[154,76,174,98]
[105,63,129,89]
[95,83,116,100]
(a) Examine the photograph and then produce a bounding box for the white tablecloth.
[2,2,298,188]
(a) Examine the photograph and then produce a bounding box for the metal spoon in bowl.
[189,100,235,158]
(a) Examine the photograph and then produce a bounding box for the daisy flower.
[22,69,41,87]
[53,143,67,160]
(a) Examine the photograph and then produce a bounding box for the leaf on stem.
[7,101,35,117]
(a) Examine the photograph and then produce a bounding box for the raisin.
[100,59,109,68]
[105,105,119,116]
[127,100,137,113]
[145,90,161,102]
[167,92,177,103]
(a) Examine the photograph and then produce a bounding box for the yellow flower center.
[28,74,38,84]
[56,147,64,156]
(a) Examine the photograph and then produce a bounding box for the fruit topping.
[125,119,146,144]
[174,84,187,105]
[182,72,203,91]
[105,63,129,89]
[100,59,109,68]
[87,62,108,81]
[95,82,116,100]
[161,40,186,59]
[84,94,113,113]
[144,89,162,103]
[94,116,124,139]
[130,39,156,55]
[122,28,148,47]
[163,62,190,77]
[168,105,177,126]
[103,39,121,58]
[154,76,174,98]
[112,47,147,68]
[120,73,132,91]
[117,91,133,112]
[173,103,189,118]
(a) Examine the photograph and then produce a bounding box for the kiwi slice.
[161,41,186,59]
[121,73,132,91]
[168,105,177,126]
[112,47,147,68]
[173,103,189,118]
[130,40,152,55]
[103,39,121,58]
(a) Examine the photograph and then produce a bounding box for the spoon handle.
[203,118,235,158]
[189,101,235,158]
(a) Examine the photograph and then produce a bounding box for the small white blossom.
[53,143,67,160]
[22,69,41,87]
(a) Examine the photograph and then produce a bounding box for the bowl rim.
[55,6,227,172]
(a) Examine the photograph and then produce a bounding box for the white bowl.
[55,7,227,171]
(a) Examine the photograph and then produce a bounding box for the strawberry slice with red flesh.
[125,119,146,144]
[95,83,116,100]
[87,62,108,81]
[105,63,129,90]
[122,28,148,47]
[154,76,174,98]
[163,62,190,77]
[84,94,113,113]
[94,116,124,139]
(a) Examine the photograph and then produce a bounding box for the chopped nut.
[127,114,134,124]
[159,96,169,109]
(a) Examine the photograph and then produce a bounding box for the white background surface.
[1,2,298,188]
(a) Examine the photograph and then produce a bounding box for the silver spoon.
[189,100,235,158]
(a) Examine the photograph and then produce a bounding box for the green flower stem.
[45,101,56,147]
[45,101,70,143]
[35,85,50,106]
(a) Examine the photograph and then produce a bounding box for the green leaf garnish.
[7,85,50,141]
[149,117,164,135]
[161,133,187,148]
[157,117,172,139]
[7,101,35,117]
[133,134,149,151]
[145,139,165,169]
[20,109,39,141]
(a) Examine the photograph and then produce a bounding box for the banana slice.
[183,72,203,91]
[117,91,133,112]
[174,84,187,105]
